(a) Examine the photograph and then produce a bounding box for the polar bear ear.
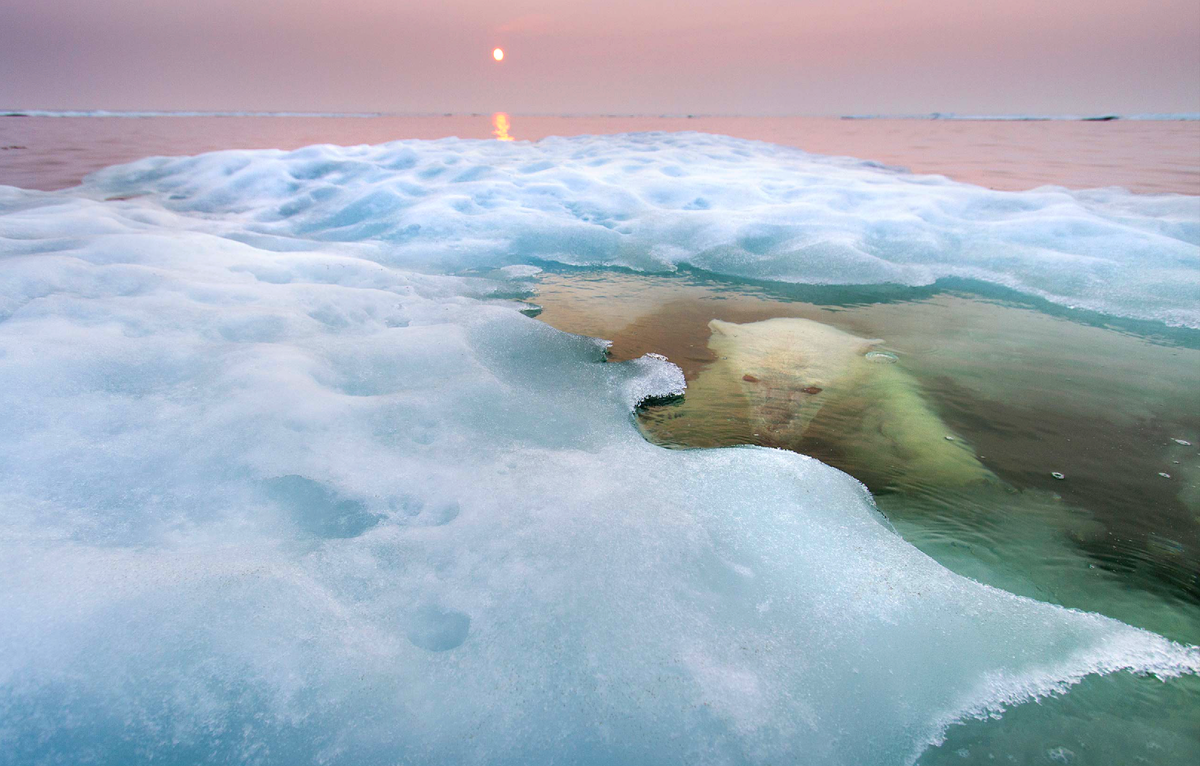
[708,319,734,336]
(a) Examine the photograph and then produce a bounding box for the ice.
[72,132,1200,329]
[0,137,1198,764]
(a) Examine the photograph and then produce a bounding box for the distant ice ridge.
[1,142,1198,764]
[842,112,1200,121]
[74,132,1200,329]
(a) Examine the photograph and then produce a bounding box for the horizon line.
[3,109,1199,122]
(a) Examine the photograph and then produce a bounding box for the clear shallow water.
[0,126,1197,764]
[532,268,1200,762]
[533,270,1200,638]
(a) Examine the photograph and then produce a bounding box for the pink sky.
[1,0,1197,114]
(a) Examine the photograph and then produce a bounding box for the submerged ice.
[0,135,1198,764]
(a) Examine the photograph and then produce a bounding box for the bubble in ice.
[1047,747,1076,764]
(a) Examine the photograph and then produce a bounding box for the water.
[530,267,1200,762]
[1,116,1197,763]
[533,270,1200,626]
[2,113,1198,194]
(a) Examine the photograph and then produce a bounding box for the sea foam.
[0,135,1197,764]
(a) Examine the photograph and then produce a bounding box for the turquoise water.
[534,267,1200,762]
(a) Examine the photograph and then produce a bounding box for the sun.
[492,47,504,62]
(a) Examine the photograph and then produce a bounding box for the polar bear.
[690,317,994,489]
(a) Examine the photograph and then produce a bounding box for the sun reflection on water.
[492,112,514,141]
